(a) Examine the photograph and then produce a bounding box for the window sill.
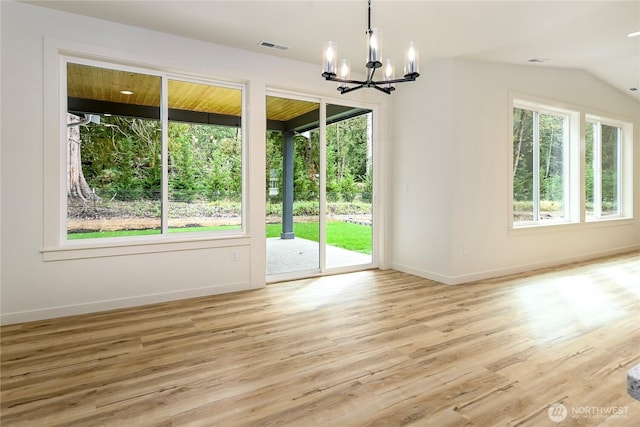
[42,233,251,262]
[509,217,635,236]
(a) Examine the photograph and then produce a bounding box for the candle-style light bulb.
[323,41,337,76]
[339,59,350,80]
[384,60,393,79]
[404,41,419,78]
[384,59,395,90]
[366,28,382,68]
[338,59,350,89]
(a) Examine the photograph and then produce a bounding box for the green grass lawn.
[67,225,240,240]
[68,222,371,254]
[266,222,371,254]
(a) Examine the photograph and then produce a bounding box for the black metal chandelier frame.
[322,0,419,95]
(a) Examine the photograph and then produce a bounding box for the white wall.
[0,1,386,324]
[391,58,640,284]
[2,1,638,324]
[388,59,456,281]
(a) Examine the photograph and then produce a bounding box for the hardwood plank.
[1,251,638,426]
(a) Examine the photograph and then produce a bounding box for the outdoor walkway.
[266,237,371,275]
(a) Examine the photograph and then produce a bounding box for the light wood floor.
[2,252,639,426]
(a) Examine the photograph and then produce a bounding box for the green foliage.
[326,201,372,215]
[109,136,148,200]
[327,113,370,202]
[265,112,372,204]
[584,121,619,212]
[169,132,199,202]
[360,170,373,203]
[79,110,372,208]
[265,201,372,217]
[80,117,162,201]
[600,124,619,205]
[338,172,358,202]
[513,200,563,213]
[293,132,320,201]
[512,108,565,204]
[80,117,242,203]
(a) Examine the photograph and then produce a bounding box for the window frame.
[43,51,248,260]
[585,115,625,221]
[509,94,634,231]
[511,100,573,227]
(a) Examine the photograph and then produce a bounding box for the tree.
[67,113,99,201]
[266,131,283,202]
[293,131,320,200]
[169,124,199,202]
[78,116,161,201]
[513,108,527,178]
[512,108,534,202]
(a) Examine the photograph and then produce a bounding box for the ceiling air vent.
[259,40,289,51]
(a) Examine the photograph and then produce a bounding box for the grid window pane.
[600,124,619,216]
[167,80,242,233]
[538,113,565,220]
[585,123,595,217]
[512,106,566,224]
[585,121,621,220]
[513,108,534,222]
[66,63,162,239]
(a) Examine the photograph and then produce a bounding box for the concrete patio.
[266,237,372,275]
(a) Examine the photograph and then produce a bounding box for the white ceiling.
[25,0,640,100]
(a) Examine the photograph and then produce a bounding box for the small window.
[65,60,244,241]
[512,105,568,225]
[585,120,622,219]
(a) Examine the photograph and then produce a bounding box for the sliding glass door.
[325,103,373,268]
[266,94,374,278]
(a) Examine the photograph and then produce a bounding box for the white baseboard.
[392,245,640,286]
[1,281,252,325]
[391,263,453,285]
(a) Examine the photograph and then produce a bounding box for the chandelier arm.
[324,76,368,85]
[371,85,393,95]
[327,75,419,85]
[338,84,366,94]
[371,76,419,85]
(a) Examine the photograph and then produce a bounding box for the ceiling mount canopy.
[322,0,419,95]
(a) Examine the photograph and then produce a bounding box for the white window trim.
[509,93,634,232]
[511,99,575,228]
[43,40,248,261]
[585,114,632,222]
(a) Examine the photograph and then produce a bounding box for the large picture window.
[65,60,244,240]
[511,98,632,229]
[512,105,568,224]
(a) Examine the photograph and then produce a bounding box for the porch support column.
[281,131,295,239]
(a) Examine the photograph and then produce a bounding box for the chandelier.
[322,0,419,95]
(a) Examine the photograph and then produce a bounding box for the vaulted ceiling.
[25,0,640,100]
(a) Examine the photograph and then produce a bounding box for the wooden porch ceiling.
[67,63,338,130]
